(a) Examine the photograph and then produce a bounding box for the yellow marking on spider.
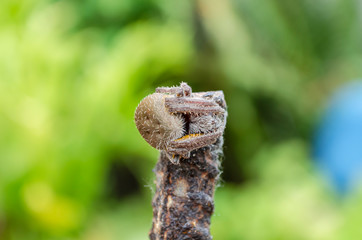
[175,133,203,141]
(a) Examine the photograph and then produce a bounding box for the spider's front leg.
[166,130,224,163]
[164,90,226,114]
[156,82,192,97]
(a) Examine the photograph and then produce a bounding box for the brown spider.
[135,82,227,164]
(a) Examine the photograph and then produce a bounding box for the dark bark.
[149,137,224,240]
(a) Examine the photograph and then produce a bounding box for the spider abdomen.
[135,93,185,150]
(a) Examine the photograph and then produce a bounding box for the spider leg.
[156,82,192,97]
[165,97,225,114]
[200,91,227,109]
[162,89,226,164]
[156,86,182,95]
[167,130,223,157]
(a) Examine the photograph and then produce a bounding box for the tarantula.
[134,82,227,164]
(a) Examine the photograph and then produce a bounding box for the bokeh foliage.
[1,0,362,239]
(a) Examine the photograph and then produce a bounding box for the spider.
[135,82,227,164]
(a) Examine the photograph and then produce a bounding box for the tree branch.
[149,136,224,240]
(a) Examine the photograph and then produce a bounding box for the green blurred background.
[1,0,362,239]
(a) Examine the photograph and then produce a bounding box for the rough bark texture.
[149,137,223,240]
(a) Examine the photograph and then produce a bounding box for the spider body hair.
[135,93,185,150]
[189,114,224,134]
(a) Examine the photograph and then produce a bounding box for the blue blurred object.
[314,81,362,195]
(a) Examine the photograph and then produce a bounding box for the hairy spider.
[135,82,227,164]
